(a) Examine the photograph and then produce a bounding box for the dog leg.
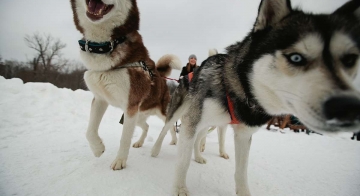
[111,112,139,170]
[133,114,149,148]
[194,128,208,164]
[233,124,258,196]
[200,136,206,152]
[218,125,229,159]
[199,126,216,152]
[173,121,196,196]
[151,120,175,157]
[169,125,178,145]
[86,98,108,157]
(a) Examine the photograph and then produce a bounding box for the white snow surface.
[0,76,359,196]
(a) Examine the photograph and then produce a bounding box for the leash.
[163,77,179,82]
[113,61,154,80]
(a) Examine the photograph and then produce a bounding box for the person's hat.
[188,54,197,60]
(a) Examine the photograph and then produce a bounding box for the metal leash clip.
[109,40,114,53]
[85,40,90,52]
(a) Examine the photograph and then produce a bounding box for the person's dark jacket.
[179,63,198,79]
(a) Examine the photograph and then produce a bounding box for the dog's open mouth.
[86,0,114,21]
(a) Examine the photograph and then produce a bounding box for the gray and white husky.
[153,0,360,195]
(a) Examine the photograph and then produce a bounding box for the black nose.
[324,96,360,122]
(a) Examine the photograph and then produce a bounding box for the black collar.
[78,36,126,54]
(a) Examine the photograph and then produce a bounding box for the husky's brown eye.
[284,53,307,66]
[341,54,358,68]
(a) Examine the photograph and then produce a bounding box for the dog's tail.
[208,48,218,57]
[156,54,182,77]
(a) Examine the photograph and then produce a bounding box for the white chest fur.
[80,51,123,71]
[84,69,131,109]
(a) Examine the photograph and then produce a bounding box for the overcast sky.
[1,0,358,82]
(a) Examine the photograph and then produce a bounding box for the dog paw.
[132,141,144,148]
[151,146,160,157]
[220,152,229,159]
[174,187,189,196]
[169,140,177,145]
[236,188,251,196]
[110,158,127,170]
[236,192,251,196]
[195,156,207,164]
[89,141,105,157]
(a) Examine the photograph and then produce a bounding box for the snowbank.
[0,76,359,196]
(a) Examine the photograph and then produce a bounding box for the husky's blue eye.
[285,53,307,66]
[290,54,302,62]
[341,54,358,68]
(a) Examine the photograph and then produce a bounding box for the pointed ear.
[332,0,360,20]
[254,0,292,32]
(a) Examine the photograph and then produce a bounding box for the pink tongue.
[88,0,105,14]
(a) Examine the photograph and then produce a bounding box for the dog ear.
[254,0,292,32]
[332,0,360,20]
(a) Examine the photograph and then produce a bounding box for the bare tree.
[62,60,86,74]
[24,33,67,73]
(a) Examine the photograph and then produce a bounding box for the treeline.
[0,59,87,90]
[0,33,87,90]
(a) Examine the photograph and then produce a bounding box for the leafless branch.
[24,33,67,73]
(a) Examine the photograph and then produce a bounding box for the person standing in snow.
[179,54,198,79]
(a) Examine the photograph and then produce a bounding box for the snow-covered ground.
[0,76,359,196]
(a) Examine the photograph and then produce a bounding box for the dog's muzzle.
[324,96,360,128]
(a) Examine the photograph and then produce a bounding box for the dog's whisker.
[274,91,324,123]
[279,93,324,123]
[273,89,302,100]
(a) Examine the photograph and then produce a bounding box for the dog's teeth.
[100,5,108,15]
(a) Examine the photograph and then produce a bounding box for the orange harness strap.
[187,73,240,124]
[188,72,194,81]
[226,92,241,124]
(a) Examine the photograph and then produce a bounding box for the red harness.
[187,72,240,124]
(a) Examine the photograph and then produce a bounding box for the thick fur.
[158,1,360,195]
[152,49,230,161]
[70,0,181,170]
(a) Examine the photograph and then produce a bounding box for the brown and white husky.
[70,0,181,170]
